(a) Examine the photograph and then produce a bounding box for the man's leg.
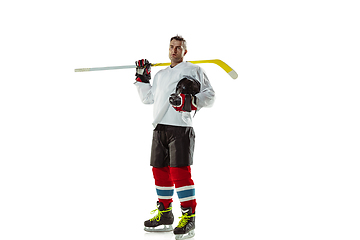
[170,166,197,213]
[152,166,174,209]
[144,166,174,232]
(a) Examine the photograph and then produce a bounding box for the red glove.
[169,93,197,112]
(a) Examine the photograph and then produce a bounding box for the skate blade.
[144,225,173,232]
[175,229,195,239]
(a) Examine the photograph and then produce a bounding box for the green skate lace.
[177,213,195,228]
[149,207,172,222]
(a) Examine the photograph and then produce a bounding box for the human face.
[169,40,187,67]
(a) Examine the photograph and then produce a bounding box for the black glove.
[169,78,200,112]
[169,93,198,112]
[135,59,151,83]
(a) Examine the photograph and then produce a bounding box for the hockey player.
[134,35,215,239]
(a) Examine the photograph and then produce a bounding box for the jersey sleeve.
[134,81,154,104]
[192,67,215,110]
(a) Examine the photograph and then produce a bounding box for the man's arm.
[193,68,215,110]
[135,82,154,104]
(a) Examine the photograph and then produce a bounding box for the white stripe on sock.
[176,185,195,192]
[156,186,174,190]
[179,196,196,202]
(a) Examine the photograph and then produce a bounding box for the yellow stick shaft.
[152,59,237,79]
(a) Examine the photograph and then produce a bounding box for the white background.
[1,0,359,239]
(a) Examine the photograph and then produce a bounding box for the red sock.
[152,166,174,209]
[170,166,197,213]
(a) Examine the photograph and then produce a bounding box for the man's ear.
[184,50,188,56]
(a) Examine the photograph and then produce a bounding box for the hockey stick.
[74,59,238,79]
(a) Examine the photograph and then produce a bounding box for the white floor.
[1,162,359,240]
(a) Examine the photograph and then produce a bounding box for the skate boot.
[144,202,174,232]
[173,206,195,239]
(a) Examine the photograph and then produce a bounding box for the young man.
[134,35,215,239]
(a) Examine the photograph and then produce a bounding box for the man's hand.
[135,59,151,83]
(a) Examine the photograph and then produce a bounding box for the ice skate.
[144,202,174,232]
[173,206,195,239]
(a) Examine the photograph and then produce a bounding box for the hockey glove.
[135,59,151,83]
[169,77,200,112]
[169,93,198,112]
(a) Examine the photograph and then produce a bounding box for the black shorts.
[150,124,195,168]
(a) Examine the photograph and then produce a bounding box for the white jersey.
[135,61,215,128]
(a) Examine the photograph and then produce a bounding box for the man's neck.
[170,60,183,68]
